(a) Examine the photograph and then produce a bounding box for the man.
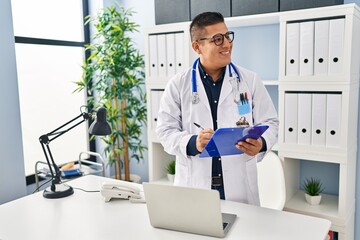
[156,12,278,205]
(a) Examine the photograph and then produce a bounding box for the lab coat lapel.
[196,68,211,112]
[219,65,233,106]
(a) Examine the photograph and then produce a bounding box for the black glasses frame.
[195,31,234,46]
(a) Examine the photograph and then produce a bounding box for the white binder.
[314,20,329,75]
[298,93,312,145]
[326,93,342,147]
[150,90,164,129]
[157,34,167,78]
[328,18,345,75]
[284,93,298,143]
[149,35,158,78]
[286,23,300,76]
[166,33,176,77]
[299,21,314,76]
[175,32,185,73]
[311,94,326,146]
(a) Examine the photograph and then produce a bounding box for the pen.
[193,122,204,130]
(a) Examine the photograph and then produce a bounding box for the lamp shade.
[89,107,112,136]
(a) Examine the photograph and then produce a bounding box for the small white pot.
[167,173,175,183]
[305,193,322,205]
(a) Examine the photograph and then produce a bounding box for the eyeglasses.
[195,31,234,46]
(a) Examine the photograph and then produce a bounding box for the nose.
[222,37,232,47]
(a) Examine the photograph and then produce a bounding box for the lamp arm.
[38,111,91,191]
[45,112,91,143]
[39,140,60,190]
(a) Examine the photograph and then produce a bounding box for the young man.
[156,12,279,205]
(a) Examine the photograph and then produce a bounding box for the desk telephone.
[100,181,145,203]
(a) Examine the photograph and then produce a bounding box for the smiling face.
[192,22,233,77]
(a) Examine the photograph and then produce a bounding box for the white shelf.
[263,80,279,86]
[284,191,341,224]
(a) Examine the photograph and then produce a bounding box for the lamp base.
[43,183,74,199]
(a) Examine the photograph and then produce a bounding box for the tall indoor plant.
[75,4,147,181]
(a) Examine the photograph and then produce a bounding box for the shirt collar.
[198,62,226,84]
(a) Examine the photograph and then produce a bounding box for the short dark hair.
[190,12,224,41]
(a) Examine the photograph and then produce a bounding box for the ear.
[192,41,201,54]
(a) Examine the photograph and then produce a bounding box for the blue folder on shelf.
[199,125,269,158]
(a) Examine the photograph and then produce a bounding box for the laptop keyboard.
[223,222,228,230]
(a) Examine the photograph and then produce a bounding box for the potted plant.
[75,4,147,182]
[166,160,176,183]
[303,177,324,205]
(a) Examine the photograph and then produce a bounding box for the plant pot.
[167,173,175,183]
[305,193,322,205]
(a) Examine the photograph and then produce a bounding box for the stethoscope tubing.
[191,58,240,94]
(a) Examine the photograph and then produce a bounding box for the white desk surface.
[0,175,330,240]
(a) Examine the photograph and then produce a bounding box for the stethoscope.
[191,58,241,104]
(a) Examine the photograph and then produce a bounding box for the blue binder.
[199,125,269,158]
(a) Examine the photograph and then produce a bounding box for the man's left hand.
[235,138,262,156]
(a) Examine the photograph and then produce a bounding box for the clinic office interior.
[0,0,360,239]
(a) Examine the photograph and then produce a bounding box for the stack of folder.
[286,18,344,76]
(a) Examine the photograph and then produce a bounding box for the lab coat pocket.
[174,156,191,186]
[238,102,251,115]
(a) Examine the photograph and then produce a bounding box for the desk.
[0,175,330,240]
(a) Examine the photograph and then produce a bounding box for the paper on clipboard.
[199,125,269,158]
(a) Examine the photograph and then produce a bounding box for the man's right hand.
[196,128,214,152]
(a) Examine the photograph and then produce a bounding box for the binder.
[298,93,312,145]
[299,21,314,76]
[150,90,164,129]
[149,35,158,78]
[328,18,345,75]
[199,125,269,158]
[326,93,341,147]
[314,20,329,75]
[175,32,185,73]
[311,94,326,146]
[157,34,167,78]
[286,23,300,76]
[284,93,298,143]
[166,33,176,77]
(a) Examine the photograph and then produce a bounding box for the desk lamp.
[39,107,111,199]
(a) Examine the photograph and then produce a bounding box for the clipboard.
[199,125,269,158]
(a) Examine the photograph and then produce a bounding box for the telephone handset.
[100,181,144,203]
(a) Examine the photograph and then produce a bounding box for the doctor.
[156,12,278,205]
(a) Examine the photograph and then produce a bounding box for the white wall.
[0,0,27,204]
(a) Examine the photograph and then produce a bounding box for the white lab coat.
[156,63,279,205]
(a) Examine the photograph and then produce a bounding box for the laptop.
[143,183,237,238]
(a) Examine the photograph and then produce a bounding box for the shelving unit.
[144,4,359,239]
[277,5,360,240]
[145,11,281,183]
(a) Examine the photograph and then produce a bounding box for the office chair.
[257,151,286,210]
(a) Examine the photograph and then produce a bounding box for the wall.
[0,0,27,204]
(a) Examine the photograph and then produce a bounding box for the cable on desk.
[64,184,100,193]
[32,178,52,194]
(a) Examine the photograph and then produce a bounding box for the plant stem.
[113,77,122,180]
[121,96,130,181]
